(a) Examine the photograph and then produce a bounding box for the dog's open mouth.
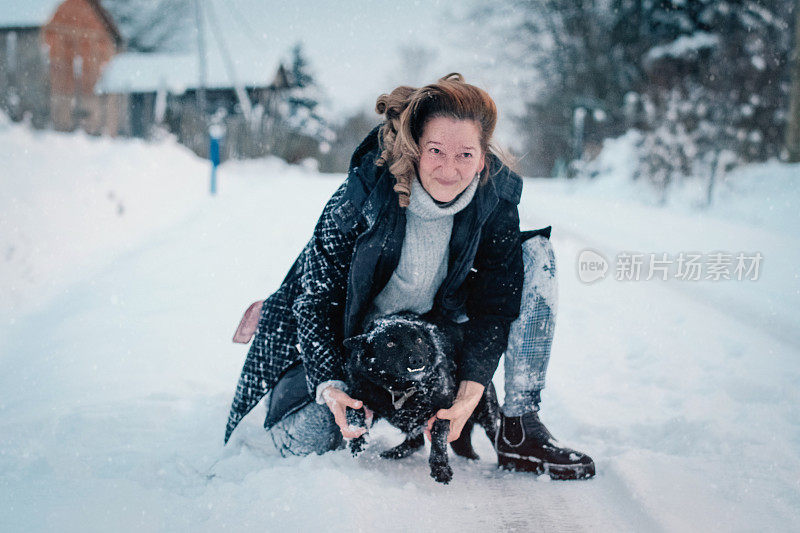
[407,366,426,373]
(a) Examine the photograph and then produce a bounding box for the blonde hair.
[375,73,506,207]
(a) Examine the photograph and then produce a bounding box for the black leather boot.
[496,411,595,480]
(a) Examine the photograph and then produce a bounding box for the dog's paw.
[449,440,480,461]
[349,436,367,456]
[430,462,453,484]
[380,448,405,460]
[380,434,424,460]
[346,407,366,426]
[380,445,421,460]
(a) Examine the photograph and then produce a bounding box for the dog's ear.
[343,333,368,352]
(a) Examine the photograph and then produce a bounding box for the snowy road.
[2,129,799,531]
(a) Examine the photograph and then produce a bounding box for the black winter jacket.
[224,126,523,443]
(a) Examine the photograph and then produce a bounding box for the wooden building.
[0,0,323,162]
[0,0,123,133]
[96,52,291,157]
[43,0,123,133]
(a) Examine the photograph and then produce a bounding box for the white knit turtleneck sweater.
[315,174,481,403]
[365,174,480,325]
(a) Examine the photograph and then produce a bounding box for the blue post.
[209,134,220,196]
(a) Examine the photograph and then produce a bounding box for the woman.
[224,73,594,480]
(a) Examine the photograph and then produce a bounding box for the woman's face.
[417,116,485,203]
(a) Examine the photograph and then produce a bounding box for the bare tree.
[101,0,196,52]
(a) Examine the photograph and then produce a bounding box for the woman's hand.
[425,380,485,443]
[321,385,372,439]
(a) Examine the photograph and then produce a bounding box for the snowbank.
[0,122,209,317]
[572,130,800,233]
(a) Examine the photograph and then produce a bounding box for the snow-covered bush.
[629,0,793,199]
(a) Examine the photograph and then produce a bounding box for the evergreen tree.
[787,0,800,161]
[281,42,331,143]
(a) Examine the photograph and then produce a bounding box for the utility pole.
[204,0,253,123]
[196,0,217,195]
[194,0,208,120]
[786,0,800,162]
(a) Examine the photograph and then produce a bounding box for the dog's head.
[344,314,446,390]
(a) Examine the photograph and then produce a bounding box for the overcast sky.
[228,0,498,119]
[4,1,516,135]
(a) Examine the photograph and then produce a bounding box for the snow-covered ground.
[1,121,798,532]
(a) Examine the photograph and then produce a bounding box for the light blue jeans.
[502,235,557,416]
[267,399,344,457]
[266,236,557,455]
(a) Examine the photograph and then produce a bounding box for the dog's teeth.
[407,366,425,372]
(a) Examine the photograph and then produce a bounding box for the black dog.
[342,312,499,484]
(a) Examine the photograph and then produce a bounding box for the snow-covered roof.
[95,51,281,95]
[96,0,284,95]
[0,0,62,28]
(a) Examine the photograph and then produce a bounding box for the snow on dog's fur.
[343,312,499,484]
